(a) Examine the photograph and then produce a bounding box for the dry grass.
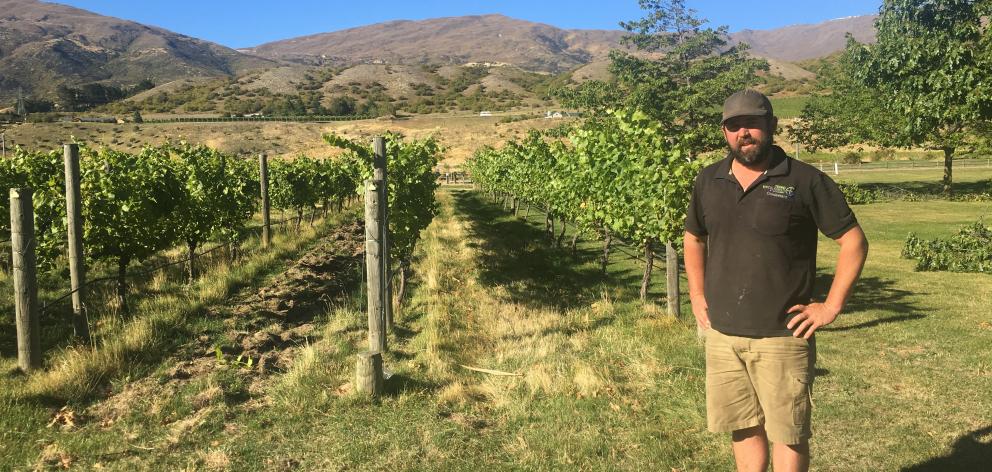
[3,113,568,166]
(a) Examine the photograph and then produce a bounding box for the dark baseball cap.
[722,90,773,124]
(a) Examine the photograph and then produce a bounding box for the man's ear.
[768,116,779,134]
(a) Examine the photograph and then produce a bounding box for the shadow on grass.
[900,425,992,472]
[383,373,440,397]
[812,270,928,332]
[861,178,991,198]
[450,190,642,310]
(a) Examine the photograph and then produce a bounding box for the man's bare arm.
[683,231,710,329]
[787,225,869,338]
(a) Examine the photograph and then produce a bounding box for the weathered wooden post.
[63,144,88,339]
[259,153,271,248]
[374,137,393,330]
[10,188,41,371]
[355,351,384,397]
[365,178,386,353]
[666,242,681,318]
[358,172,386,396]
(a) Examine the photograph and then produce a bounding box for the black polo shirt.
[685,145,858,337]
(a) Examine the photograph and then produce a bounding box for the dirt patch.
[87,218,365,427]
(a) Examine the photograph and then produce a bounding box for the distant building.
[545,111,563,119]
[479,111,493,117]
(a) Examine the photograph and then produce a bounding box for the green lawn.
[770,95,811,119]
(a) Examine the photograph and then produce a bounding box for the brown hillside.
[246,14,627,73]
[730,15,877,62]
[0,0,274,102]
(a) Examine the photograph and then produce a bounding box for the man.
[683,90,869,472]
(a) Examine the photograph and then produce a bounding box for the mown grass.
[3,182,990,470]
[769,95,811,119]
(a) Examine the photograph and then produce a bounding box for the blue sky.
[48,0,880,49]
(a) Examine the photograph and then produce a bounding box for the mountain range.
[0,0,877,104]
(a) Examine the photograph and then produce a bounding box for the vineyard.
[0,116,989,472]
[0,132,440,379]
[1,0,992,469]
[467,110,700,308]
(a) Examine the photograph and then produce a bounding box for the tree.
[550,80,625,119]
[845,0,992,194]
[786,49,900,153]
[327,96,356,116]
[608,0,764,314]
[611,0,767,155]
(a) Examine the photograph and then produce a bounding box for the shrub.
[842,151,862,164]
[838,183,881,205]
[902,222,992,272]
[871,148,896,161]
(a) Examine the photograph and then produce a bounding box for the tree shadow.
[900,425,992,471]
[450,190,643,310]
[811,270,928,332]
[860,178,991,199]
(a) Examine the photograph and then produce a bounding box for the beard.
[729,134,773,166]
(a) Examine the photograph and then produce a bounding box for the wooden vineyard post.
[365,178,386,353]
[355,351,384,397]
[666,242,681,318]
[63,144,89,340]
[10,188,41,371]
[259,153,271,248]
[374,137,393,330]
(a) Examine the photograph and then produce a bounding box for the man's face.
[723,115,776,166]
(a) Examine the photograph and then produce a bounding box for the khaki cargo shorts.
[705,329,816,445]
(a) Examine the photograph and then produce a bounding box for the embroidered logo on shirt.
[763,184,796,200]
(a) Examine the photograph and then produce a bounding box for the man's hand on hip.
[787,302,840,339]
[691,294,711,330]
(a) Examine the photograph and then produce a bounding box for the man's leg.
[731,425,769,472]
[772,441,809,472]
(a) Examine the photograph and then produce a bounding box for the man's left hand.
[786,303,841,339]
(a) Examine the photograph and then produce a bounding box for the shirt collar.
[714,145,790,180]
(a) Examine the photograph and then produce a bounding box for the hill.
[245,14,627,74]
[730,15,877,61]
[0,0,274,103]
[2,3,879,112]
[248,13,876,70]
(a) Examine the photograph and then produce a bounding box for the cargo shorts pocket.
[793,372,813,426]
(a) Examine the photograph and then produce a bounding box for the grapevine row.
[466,110,701,306]
[1,133,441,315]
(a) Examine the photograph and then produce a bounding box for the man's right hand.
[690,294,711,330]
[683,231,709,330]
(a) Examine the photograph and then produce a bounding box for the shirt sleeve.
[684,173,708,237]
[809,173,858,239]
